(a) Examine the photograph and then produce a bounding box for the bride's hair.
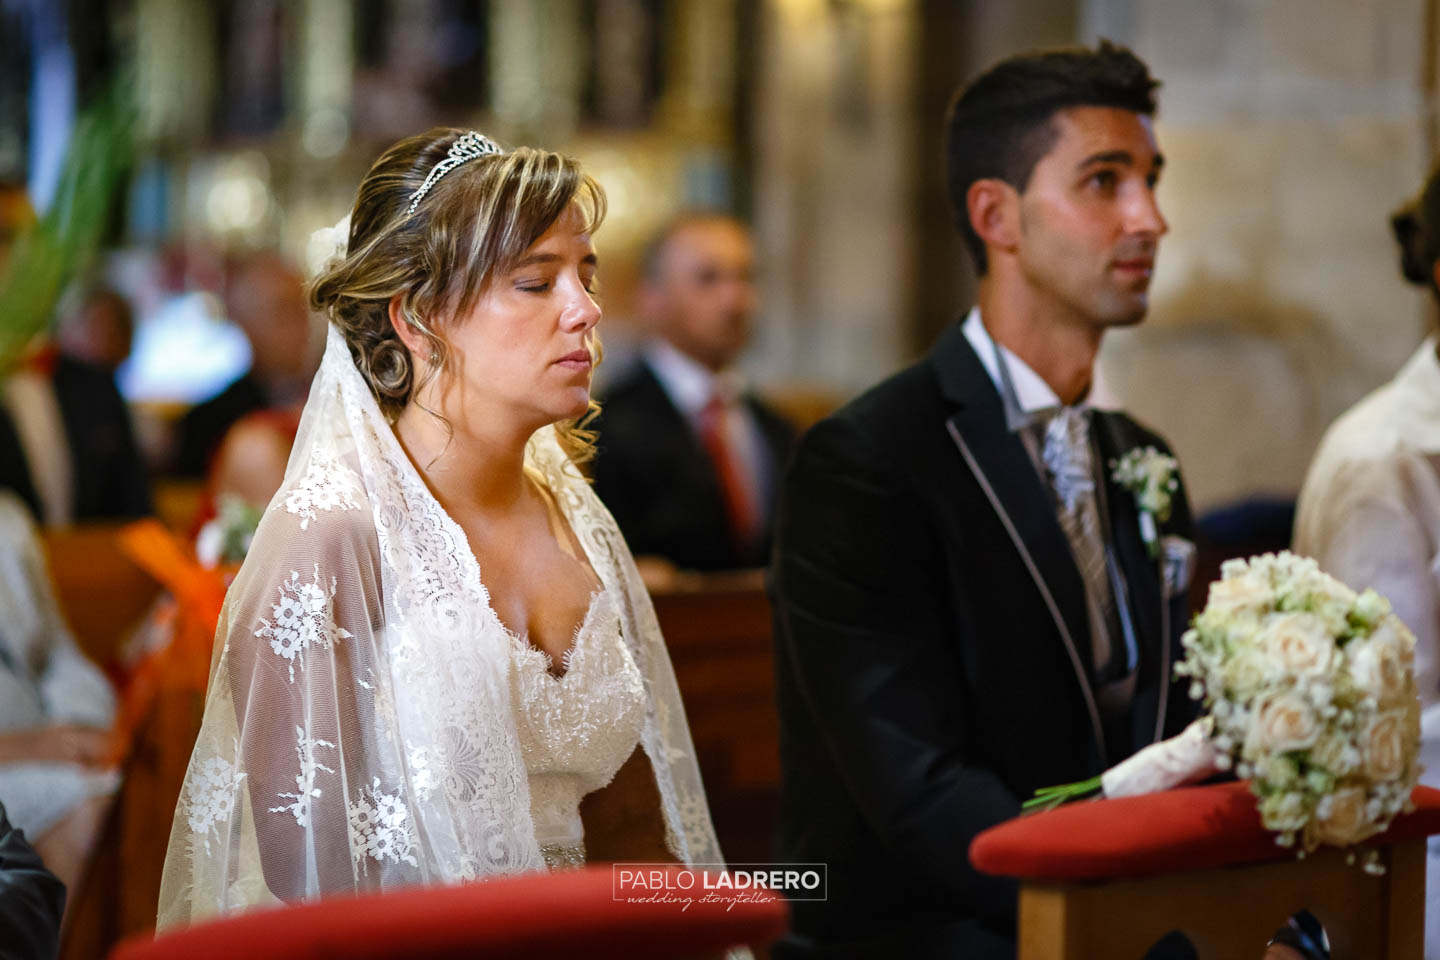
[1393,161,1440,301]
[309,127,607,463]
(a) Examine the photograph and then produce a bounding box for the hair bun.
[1391,206,1432,286]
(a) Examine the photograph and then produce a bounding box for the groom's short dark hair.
[946,40,1160,273]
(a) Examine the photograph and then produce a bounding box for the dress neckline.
[377,416,609,660]
[507,588,610,682]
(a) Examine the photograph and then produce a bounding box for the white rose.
[1353,589,1392,627]
[1312,731,1360,777]
[1362,711,1408,782]
[1349,621,1410,706]
[1261,613,1333,677]
[1307,785,1374,847]
[1258,790,1307,832]
[1389,616,1418,666]
[1308,595,1352,640]
[1207,573,1273,617]
[1247,692,1322,755]
[1222,651,1272,700]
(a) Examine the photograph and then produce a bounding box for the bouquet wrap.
[1101,718,1220,798]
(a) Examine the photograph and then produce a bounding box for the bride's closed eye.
[514,275,599,297]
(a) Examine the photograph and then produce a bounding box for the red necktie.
[697,392,759,550]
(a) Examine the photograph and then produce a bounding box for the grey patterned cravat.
[1038,407,1115,673]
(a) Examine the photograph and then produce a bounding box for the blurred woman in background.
[1294,161,1440,959]
[0,491,117,904]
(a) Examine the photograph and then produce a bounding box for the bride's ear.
[388,295,426,357]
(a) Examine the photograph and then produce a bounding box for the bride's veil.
[157,255,728,929]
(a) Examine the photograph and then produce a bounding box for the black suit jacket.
[0,355,151,523]
[592,360,795,571]
[0,800,65,960]
[768,320,1197,958]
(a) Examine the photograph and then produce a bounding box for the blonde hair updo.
[309,127,607,463]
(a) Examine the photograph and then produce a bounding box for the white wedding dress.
[158,325,728,929]
[509,588,646,867]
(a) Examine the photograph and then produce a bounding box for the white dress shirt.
[643,339,769,532]
[961,307,1120,421]
[962,307,1142,679]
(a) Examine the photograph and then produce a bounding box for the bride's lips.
[554,349,592,371]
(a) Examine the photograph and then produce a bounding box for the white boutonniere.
[1110,446,1179,556]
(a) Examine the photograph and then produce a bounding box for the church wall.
[1086,0,1436,512]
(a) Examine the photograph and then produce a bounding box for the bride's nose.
[560,289,601,333]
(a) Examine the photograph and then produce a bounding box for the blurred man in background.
[591,213,794,573]
[175,252,314,477]
[55,286,133,375]
[0,187,150,525]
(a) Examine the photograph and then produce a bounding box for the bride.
[158,129,729,926]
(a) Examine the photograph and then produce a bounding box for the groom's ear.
[967,178,1021,259]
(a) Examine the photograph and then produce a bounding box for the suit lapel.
[1093,415,1163,646]
[932,323,1107,762]
[1093,412,1169,742]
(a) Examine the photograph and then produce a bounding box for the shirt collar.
[1394,336,1440,405]
[643,338,743,418]
[960,306,1120,420]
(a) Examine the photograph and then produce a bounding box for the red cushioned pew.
[109,865,788,960]
[970,782,1440,959]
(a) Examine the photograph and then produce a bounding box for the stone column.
[489,0,585,143]
[750,0,919,392]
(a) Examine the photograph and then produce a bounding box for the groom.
[769,41,1198,958]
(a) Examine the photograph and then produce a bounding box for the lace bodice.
[508,589,646,866]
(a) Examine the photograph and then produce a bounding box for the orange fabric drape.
[105,519,230,765]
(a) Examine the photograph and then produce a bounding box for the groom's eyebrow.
[1077,150,1165,172]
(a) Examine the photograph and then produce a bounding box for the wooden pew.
[42,523,163,667]
[40,523,209,959]
[36,524,163,959]
[651,571,780,866]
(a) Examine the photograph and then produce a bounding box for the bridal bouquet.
[1028,552,1421,871]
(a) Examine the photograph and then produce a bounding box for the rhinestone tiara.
[405,131,503,215]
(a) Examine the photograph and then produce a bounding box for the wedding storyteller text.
[612,863,827,906]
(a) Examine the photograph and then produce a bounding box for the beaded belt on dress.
[541,840,586,869]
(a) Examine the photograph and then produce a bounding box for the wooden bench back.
[652,573,780,865]
[41,523,163,666]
